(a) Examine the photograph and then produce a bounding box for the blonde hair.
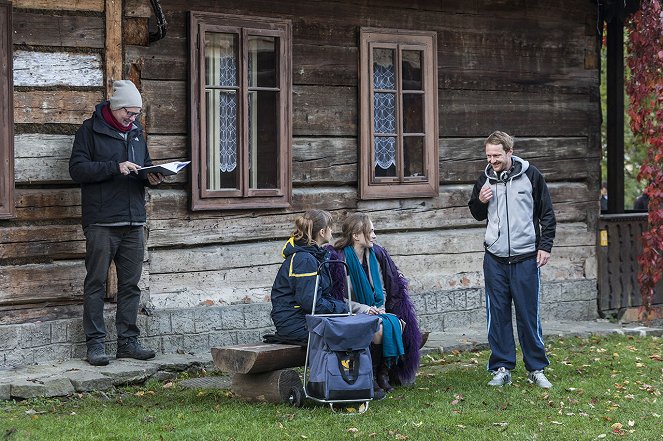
[334,213,372,249]
[292,209,333,245]
[485,130,514,152]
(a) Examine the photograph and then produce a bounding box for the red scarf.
[101,103,132,133]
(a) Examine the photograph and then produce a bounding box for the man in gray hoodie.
[468,131,556,389]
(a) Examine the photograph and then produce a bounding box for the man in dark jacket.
[468,131,556,389]
[69,80,163,366]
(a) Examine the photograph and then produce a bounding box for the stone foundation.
[0,280,598,368]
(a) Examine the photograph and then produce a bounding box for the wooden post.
[606,18,625,213]
[105,0,123,96]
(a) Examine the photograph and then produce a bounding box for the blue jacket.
[468,156,556,263]
[270,238,349,342]
[69,101,153,228]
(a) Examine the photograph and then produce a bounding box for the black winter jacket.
[69,102,153,228]
[270,238,349,342]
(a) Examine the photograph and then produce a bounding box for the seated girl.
[267,209,348,345]
[326,213,422,391]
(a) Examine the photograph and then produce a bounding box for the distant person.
[327,213,422,393]
[468,131,556,389]
[633,192,649,211]
[69,80,163,366]
[600,182,608,211]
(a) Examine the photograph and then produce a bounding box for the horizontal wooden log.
[293,44,357,86]
[14,51,103,87]
[231,369,303,404]
[293,85,357,137]
[293,138,356,184]
[147,135,188,160]
[211,343,306,374]
[0,224,84,261]
[0,261,85,306]
[148,85,596,139]
[14,189,81,221]
[126,35,187,81]
[14,91,103,125]
[440,136,593,183]
[0,302,83,326]
[439,89,596,138]
[13,0,104,11]
[144,181,592,243]
[141,80,187,135]
[13,11,104,48]
[14,134,74,184]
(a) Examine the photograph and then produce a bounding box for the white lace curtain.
[373,54,396,170]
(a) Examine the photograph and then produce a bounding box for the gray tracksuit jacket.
[468,156,556,263]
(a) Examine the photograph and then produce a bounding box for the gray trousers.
[83,225,144,347]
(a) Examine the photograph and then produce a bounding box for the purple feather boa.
[325,244,422,385]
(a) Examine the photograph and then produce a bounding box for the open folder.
[137,161,191,178]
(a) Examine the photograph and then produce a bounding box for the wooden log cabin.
[0,0,627,367]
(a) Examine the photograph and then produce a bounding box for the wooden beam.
[211,343,306,374]
[106,0,123,96]
[13,0,104,12]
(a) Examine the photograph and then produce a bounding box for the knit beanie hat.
[109,80,142,110]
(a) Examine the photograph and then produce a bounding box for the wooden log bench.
[211,343,307,405]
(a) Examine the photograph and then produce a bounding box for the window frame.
[359,28,439,200]
[0,0,14,219]
[189,12,292,211]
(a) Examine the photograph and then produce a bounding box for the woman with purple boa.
[326,213,422,391]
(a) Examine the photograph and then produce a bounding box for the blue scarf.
[344,246,404,363]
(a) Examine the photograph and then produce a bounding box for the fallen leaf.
[134,391,145,397]
[162,382,174,388]
[347,428,359,433]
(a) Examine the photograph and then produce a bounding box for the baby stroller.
[297,260,380,412]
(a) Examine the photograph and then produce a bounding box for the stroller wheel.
[287,386,304,407]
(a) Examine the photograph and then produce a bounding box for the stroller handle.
[311,259,352,316]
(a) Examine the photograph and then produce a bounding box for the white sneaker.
[528,370,552,389]
[488,367,512,386]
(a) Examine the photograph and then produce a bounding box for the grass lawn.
[1,334,661,441]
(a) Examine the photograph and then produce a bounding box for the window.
[0,0,14,219]
[189,12,292,210]
[359,28,438,199]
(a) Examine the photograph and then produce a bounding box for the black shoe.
[373,380,386,400]
[116,337,156,360]
[87,346,110,366]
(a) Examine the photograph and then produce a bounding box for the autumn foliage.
[625,0,663,309]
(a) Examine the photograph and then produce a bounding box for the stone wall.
[0,280,597,368]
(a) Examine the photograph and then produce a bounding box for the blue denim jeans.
[83,225,144,348]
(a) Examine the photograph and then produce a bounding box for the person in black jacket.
[268,210,349,345]
[69,80,164,366]
[468,131,556,389]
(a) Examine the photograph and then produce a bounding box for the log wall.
[1,0,602,365]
